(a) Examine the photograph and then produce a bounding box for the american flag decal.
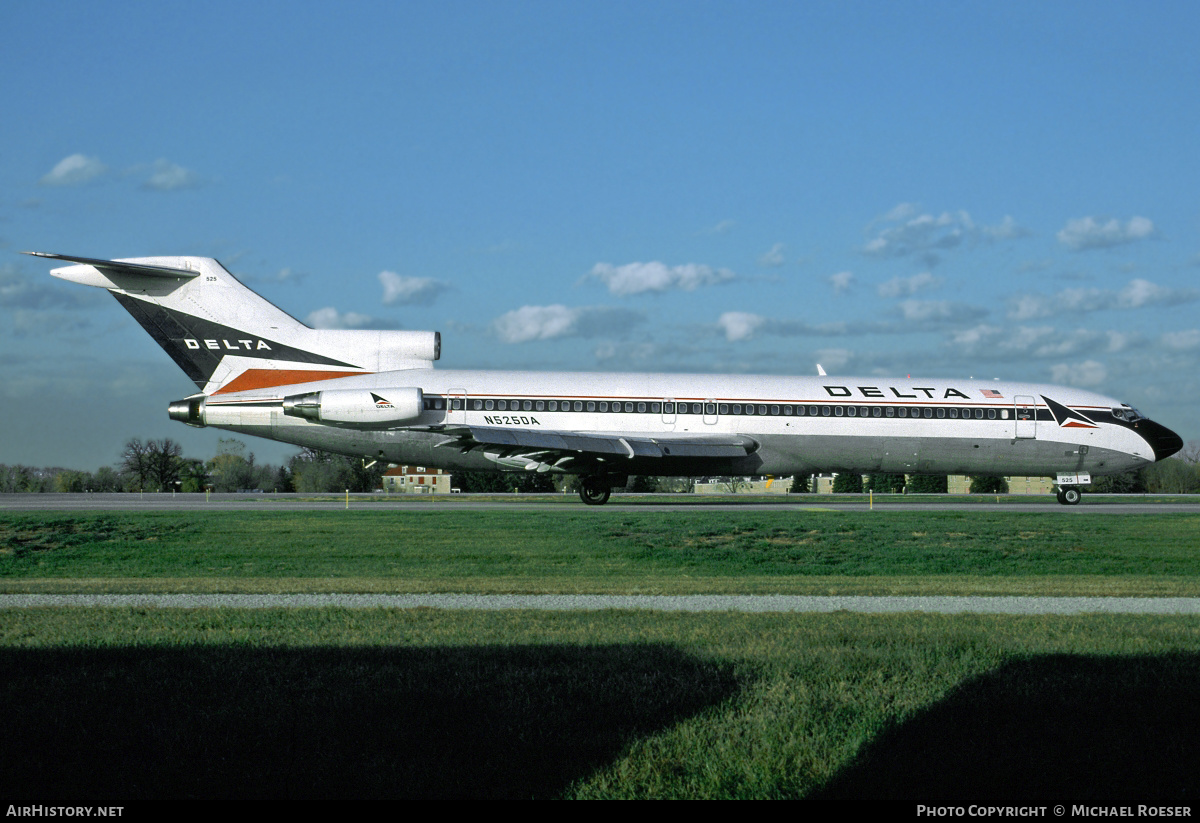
[981,389,1004,398]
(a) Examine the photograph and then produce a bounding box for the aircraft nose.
[1136,419,1184,461]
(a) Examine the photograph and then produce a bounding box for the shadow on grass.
[0,644,741,799]
[811,654,1200,802]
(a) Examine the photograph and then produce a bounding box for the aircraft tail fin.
[26,252,439,395]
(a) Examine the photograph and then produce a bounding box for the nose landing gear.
[1056,486,1081,505]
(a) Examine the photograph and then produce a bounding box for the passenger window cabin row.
[422,396,1015,420]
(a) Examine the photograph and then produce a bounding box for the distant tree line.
[3,437,342,494]
[287,447,386,493]
[452,471,556,494]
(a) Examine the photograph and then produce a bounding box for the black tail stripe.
[112,293,360,388]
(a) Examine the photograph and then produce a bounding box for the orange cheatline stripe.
[213,369,369,395]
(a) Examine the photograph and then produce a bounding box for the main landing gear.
[1056,486,1082,505]
[579,475,612,506]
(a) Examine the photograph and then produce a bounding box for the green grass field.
[3,509,1200,594]
[3,507,1199,799]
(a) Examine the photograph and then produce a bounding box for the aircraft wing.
[430,424,758,470]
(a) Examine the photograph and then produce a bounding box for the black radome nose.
[1137,419,1184,461]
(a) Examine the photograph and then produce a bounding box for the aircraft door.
[1014,395,1036,439]
[703,398,718,425]
[447,388,468,424]
[661,397,676,431]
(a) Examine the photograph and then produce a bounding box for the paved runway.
[2,492,1197,513]
[3,593,1199,614]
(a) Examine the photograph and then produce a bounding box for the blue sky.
[2,0,1198,470]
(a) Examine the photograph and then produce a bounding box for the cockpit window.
[1111,405,1145,422]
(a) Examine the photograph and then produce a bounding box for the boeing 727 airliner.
[28,252,1184,505]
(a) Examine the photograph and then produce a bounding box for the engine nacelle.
[282,387,424,428]
[310,330,440,371]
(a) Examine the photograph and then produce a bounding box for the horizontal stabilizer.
[23,251,198,279]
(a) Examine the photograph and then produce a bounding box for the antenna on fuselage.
[817,364,827,376]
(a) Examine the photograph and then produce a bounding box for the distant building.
[946,475,1053,495]
[694,476,793,495]
[813,474,837,494]
[382,465,452,494]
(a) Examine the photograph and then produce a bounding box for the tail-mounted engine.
[281,387,424,428]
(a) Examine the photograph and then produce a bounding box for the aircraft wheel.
[1060,486,1081,505]
[579,476,612,506]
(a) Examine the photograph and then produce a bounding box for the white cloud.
[896,300,983,323]
[1049,360,1108,387]
[717,311,766,342]
[588,261,735,296]
[594,340,671,364]
[495,305,577,343]
[593,342,617,361]
[273,267,306,284]
[1007,294,1049,321]
[758,243,786,267]
[493,305,642,343]
[863,206,1026,265]
[8,308,94,339]
[306,307,381,329]
[703,219,736,235]
[828,271,855,294]
[1030,329,1117,358]
[951,324,1143,361]
[814,348,853,372]
[379,270,452,306]
[882,202,918,222]
[878,271,939,298]
[1101,330,1137,353]
[1007,279,1197,320]
[39,154,106,186]
[240,266,309,286]
[980,215,1025,241]
[950,323,1006,350]
[142,159,200,191]
[865,211,967,258]
[1162,330,1200,350]
[716,312,866,342]
[1119,278,1174,308]
[1056,216,1156,251]
[0,263,99,311]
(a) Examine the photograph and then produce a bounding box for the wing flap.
[653,439,755,458]
[438,425,757,461]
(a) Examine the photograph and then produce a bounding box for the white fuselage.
[199,368,1159,479]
